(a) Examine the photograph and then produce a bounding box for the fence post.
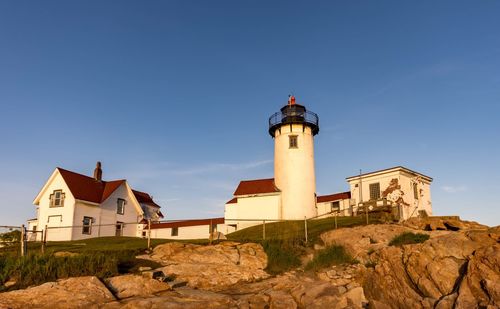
[262,220,266,240]
[304,217,308,243]
[147,220,151,250]
[20,224,26,256]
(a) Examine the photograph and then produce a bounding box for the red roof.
[226,197,238,204]
[132,189,161,208]
[57,168,160,208]
[317,191,351,203]
[150,217,224,230]
[233,178,280,196]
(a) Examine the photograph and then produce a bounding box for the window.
[82,217,92,235]
[48,215,62,223]
[369,183,381,200]
[413,183,419,199]
[49,190,65,207]
[331,201,340,212]
[115,222,123,237]
[171,227,178,236]
[289,135,298,148]
[209,224,217,234]
[117,199,126,215]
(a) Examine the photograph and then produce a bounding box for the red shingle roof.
[317,191,351,203]
[57,168,160,208]
[226,197,238,204]
[150,217,224,230]
[132,189,161,208]
[58,168,125,203]
[233,178,280,196]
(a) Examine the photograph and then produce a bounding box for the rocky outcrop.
[1,220,498,309]
[404,216,488,231]
[322,219,500,309]
[0,276,115,309]
[143,241,269,291]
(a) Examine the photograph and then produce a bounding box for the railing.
[268,109,319,136]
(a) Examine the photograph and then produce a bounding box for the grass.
[0,250,139,292]
[261,239,303,275]
[227,216,379,244]
[389,232,430,246]
[305,245,357,271]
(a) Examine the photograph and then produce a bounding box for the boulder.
[0,276,115,309]
[104,274,171,299]
[149,241,269,291]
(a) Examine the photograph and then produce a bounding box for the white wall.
[36,172,76,241]
[149,223,225,240]
[69,183,142,240]
[274,124,317,219]
[225,194,281,230]
[317,199,351,217]
[347,169,432,220]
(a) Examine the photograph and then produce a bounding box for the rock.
[138,266,152,272]
[104,274,171,299]
[267,290,297,309]
[320,224,418,263]
[0,276,115,309]
[344,286,367,307]
[141,270,165,280]
[404,217,488,232]
[102,288,237,309]
[149,241,269,291]
[3,279,16,288]
[361,225,499,309]
[167,280,188,289]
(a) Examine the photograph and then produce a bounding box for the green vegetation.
[0,251,143,292]
[305,245,357,271]
[262,240,303,275]
[227,216,378,244]
[0,230,21,246]
[389,232,430,246]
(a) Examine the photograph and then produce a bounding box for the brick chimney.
[93,161,102,181]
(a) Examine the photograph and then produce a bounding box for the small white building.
[149,218,225,240]
[29,162,163,241]
[346,166,433,220]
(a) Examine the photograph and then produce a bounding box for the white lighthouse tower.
[269,96,319,220]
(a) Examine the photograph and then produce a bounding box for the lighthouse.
[268,95,319,220]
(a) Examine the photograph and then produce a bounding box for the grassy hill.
[227,215,378,243]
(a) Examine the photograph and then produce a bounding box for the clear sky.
[0,1,499,226]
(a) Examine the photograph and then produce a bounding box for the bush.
[262,240,303,275]
[305,245,356,271]
[0,230,21,246]
[389,232,430,246]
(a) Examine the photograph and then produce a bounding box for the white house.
[29,162,163,241]
[346,166,433,220]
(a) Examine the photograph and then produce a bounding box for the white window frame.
[117,198,126,215]
[49,190,65,207]
[82,216,92,235]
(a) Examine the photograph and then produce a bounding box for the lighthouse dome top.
[268,95,319,137]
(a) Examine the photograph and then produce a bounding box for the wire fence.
[0,204,403,255]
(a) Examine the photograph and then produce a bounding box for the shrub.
[305,245,356,271]
[389,232,430,246]
[262,240,302,275]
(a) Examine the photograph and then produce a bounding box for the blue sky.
[0,1,499,226]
